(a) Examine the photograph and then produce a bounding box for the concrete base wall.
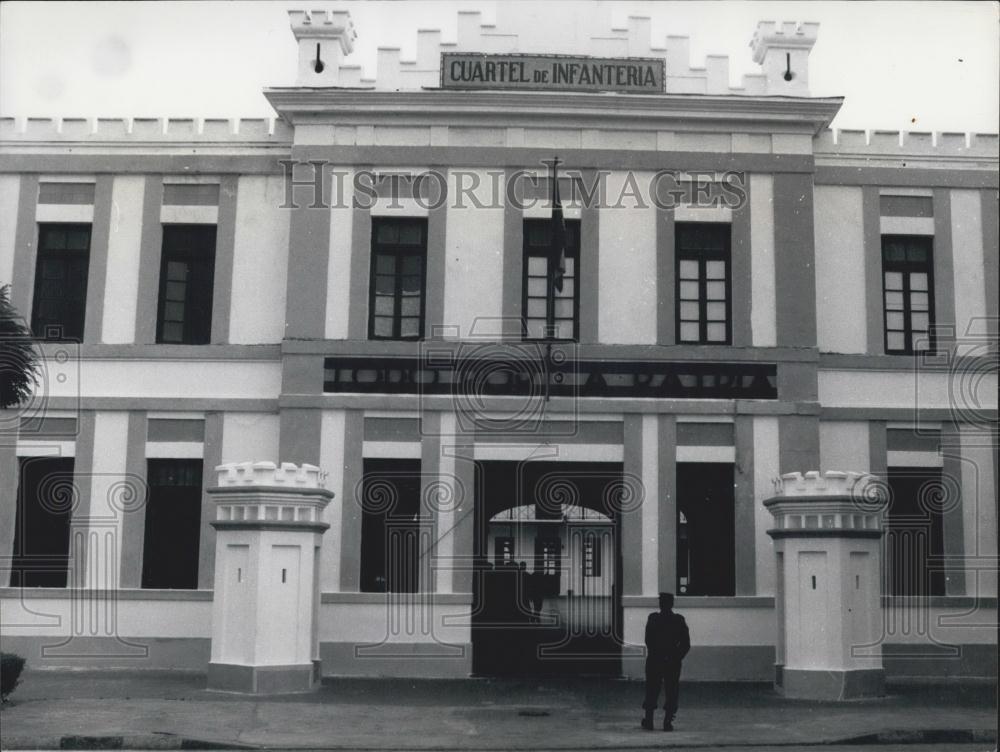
[319,641,473,678]
[883,643,998,680]
[207,661,318,694]
[778,667,885,700]
[0,636,210,670]
[622,645,776,682]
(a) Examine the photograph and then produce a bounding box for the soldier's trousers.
[642,658,682,717]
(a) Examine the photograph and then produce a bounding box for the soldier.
[641,592,690,731]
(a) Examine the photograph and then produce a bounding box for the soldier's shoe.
[641,716,655,731]
[663,718,674,731]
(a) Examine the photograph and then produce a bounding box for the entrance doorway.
[472,461,623,676]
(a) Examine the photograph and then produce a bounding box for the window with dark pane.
[9,457,75,587]
[156,225,216,345]
[495,536,515,566]
[884,468,945,596]
[141,459,203,589]
[31,224,92,341]
[535,537,561,576]
[583,533,601,577]
[368,218,427,340]
[360,459,423,592]
[522,218,580,340]
[676,462,735,596]
[881,236,935,354]
[675,223,731,345]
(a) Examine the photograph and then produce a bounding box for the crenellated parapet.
[0,117,293,143]
[814,128,999,163]
[283,8,817,96]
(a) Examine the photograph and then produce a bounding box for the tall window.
[31,224,91,341]
[882,236,935,354]
[9,457,75,587]
[142,459,203,589]
[369,219,427,340]
[884,468,945,596]
[675,223,731,345]
[156,225,216,345]
[360,459,423,592]
[522,219,580,340]
[676,462,735,596]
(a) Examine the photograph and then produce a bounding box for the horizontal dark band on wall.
[289,145,816,173]
[881,595,998,609]
[473,420,624,443]
[147,418,205,442]
[364,417,421,442]
[284,339,820,363]
[281,393,818,415]
[622,595,775,608]
[880,194,933,217]
[0,587,213,601]
[40,397,279,412]
[677,422,734,446]
[887,427,941,452]
[0,154,289,175]
[210,520,330,533]
[320,592,473,605]
[37,343,281,360]
[208,485,334,499]
[818,352,996,371]
[162,183,220,206]
[815,166,998,189]
[821,407,998,422]
[38,181,95,205]
[17,416,77,438]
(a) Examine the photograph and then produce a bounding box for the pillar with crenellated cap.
[206,461,334,694]
[765,471,888,700]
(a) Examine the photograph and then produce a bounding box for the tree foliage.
[0,284,40,409]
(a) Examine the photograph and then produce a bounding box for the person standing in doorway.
[641,592,690,731]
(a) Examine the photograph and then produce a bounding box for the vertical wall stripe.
[862,186,883,354]
[0,175,21,283]
[10,175,39,319]
[940,426,966,595]
[932,189,956,353]
[752,416,780,596]
[197,411,223,590]
[348,167,373,339]
[451,444,476,595]
[778,415,820,475]
[421,412,443,593]
[210,175,238,344]
[640,414,658,595]
[657,415,677,593]
[731,177,753,347]
[425,168,449,336]
[284,163,332,339]
[621,414,642,595]
[68,411,97,584]
[118,411,147,589]
[0,431,19,578]
[579,168,600,344]
[868,422,887,479]
[501,167,524,338]
[134,176,164,344]
[100,176,146,343]
[278,408,322,466]
[339,409,364,591]
[734,415,756,595]
[749,173,777,347]
[83,176,113,343]
[318,409,346,591]
[772,173,817,347]
[981,189,999,354]
[656,205,675,345]
[325,170,354,339]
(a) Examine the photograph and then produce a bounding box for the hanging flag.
[550,161,567,294]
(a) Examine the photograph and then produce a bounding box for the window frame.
[156,224,217,345]
[674,222,733,346]
[368,217,428,341]
[31,223,92,342]
[881,235,936,355]
[521,218,581,342]
[141,458,203,590]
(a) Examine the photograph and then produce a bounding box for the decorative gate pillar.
[206,462,333,694]
[765,471,886,700]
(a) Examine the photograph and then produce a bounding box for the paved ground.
[0,671,995,750]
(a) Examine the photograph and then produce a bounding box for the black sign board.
[441,53,665,94]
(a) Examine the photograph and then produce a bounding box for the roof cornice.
[263,88,844,134]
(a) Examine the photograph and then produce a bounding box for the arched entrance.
[472,461,623,676]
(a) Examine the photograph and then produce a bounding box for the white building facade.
[0,7,996,683]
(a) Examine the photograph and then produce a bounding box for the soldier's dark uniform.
[642,593,690,730]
